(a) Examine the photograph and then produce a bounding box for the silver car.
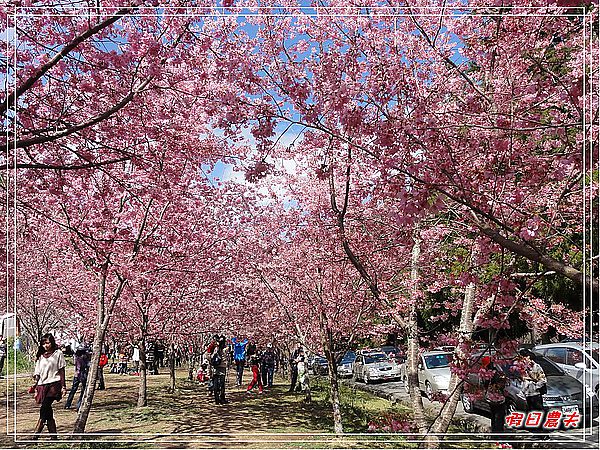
[534,342,599,396]
[402,351,452,397]
[353,351,402,383]
[336,351,356,378]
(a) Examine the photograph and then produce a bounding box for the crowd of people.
[194,336,310,405]
[27,332,550,439]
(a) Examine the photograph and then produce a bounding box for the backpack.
[99,354,108,368]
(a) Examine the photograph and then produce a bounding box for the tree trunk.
[429,282,477,437]
[318,310,343,435]
[405,229,429,436]
[167,342,176,393]
[137,339,147,407]
[323,344,343,435]
[73,269,125,433]
[73,327,102,434]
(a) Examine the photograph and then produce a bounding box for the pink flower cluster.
[367,413,416,433]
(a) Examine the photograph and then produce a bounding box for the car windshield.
[424,354,452,369]
[341,352,356,363]
[364,353,388,364]
[585,349,599,363]
[498,356,564,377]
[534,355,564,376]
[382,348,401,356]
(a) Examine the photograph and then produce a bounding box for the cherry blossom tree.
[2,1,596,442]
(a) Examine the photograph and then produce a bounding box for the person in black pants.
[0,337,7,377]
[288,344,303,393]
[261,344,276,388]
[32,334,67,440]
[211,336,228,404]
[518,349,546,434]
[64,346,90,409]
[481,356,507,436]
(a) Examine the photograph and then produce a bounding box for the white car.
[402,351,452,398]
[352,351,402,383]
[336,351,356,378]
[534,342,600,396]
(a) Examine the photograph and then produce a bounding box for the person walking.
[156,341,165,368]
[297,354,311,403]
[146,342,156,375]
[64,346,90,410]
[211,336,228,404]
[288,344,303,393]
[97,349,107,390]
[232,337,248,387]
[515,349,547,435]
[246,351,263,394]
[132,345,140,373]
[481,356,507,436]
[261,343,276,388]
[0,337,7,377]
[118,349,128,375]
[517,349,547,412]
[32,333,67,440]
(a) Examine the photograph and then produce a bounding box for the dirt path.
[0,368,346,448]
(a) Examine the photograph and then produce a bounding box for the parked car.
[402,351,453,398]
[534,342,599,396]
[353,351,402,383]
[336,351,356,378]
[461,353,600,424]
[311,355,329,376]
[380,346,405,364]
[433,345,456,353]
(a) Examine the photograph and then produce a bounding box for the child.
[196,363,208,383]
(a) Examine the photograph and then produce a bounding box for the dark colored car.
[311,356,329,376]
[461,353,599,425]
[380,346,405,364]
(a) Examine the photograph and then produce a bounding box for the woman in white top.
[32,333,67,440]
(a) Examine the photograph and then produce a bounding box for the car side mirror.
[575,362,587,370]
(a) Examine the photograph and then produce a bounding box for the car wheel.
[461,394,474,413]
[425,381,433,399]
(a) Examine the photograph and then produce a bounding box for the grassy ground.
[0,368,492,449]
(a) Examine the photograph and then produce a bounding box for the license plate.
[562,405,579,414]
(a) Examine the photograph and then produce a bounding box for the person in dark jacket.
[0,337,7,377]
[64,346,90,410]
[481,356,507,435]
[261,343,276,388]
[288,344,303,393]
[211,336,228,404]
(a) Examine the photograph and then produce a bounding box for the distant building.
[0,313,19,339]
